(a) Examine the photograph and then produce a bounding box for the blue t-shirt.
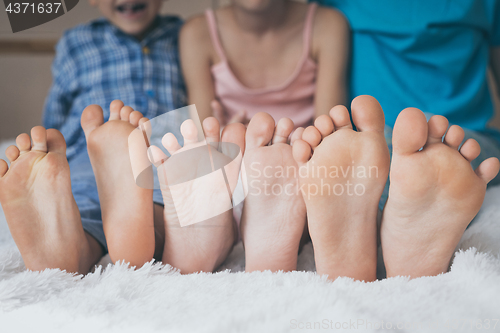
[313,0,500,131]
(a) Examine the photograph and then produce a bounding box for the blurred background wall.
[0,0,214,140]
[0,0,499,140]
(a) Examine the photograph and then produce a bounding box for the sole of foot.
[292,95,390,281]
[148,117,246,273]
[240,113,307,272]
[381,108,500,278]
[0,127,97,273]
[82,100,155,267]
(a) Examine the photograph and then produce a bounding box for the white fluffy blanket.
[1,141,500,333]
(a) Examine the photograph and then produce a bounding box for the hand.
[211,100,248,127]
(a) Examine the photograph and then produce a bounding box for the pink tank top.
[206,4,318,128]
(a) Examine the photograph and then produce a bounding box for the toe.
[211,100,225,125]
[444,125,465,150]
[221,122,246,193]
[475,157,500,184]
[46,129,67,154]
[5,145,20,163]
[393,107,428,155]
[222,122,246,156]
[426,115,449,145]
[162,133,182,155]
[203,117,221,145]
[109,100,124,121]
[31,126,48,152]
[180,119,200,146]
[0,160,8,177]
[292,139,312,165]
[120,106,134,121]
[246,112,275,150]
[16,133,31,153]
[128,127,154,187]
[329,105,352,131]
[129,111,144,127]
[459,139,481,162]
[351,95,385,132]
[139,118,152,146]
[314,115,334,138]
[81,104,105,138]
[290,127,305,145]
[148,145,168,167]
[272,118,294,144]
[301,126,322,150]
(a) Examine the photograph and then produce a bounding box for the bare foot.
[240,113,306,272]
[149,117,246,273]
[0,127,100,273]
[82,101,155,267]
[381,108,500,278]
[292,96,390,281]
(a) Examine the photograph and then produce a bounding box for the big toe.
[246,112,275,150]
[203,117,221,145]
[222,122,246,156]
[81,105,105,138]
[351,95,385,133]
[221,122,246,190]
[393,107,428,155]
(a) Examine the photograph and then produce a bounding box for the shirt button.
[142,46,150,54]
[146,90,155,98]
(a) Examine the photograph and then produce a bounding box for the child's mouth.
[116,2,147,18]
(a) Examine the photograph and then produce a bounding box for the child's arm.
[312,8,350,118]
[43,33,78,132]
[180,16,218,123]
[491,47,500,100]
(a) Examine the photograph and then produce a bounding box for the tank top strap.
[205,9,228,62]
[302,3,318,60]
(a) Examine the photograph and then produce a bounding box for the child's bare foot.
[82,101,155,267]
[293,96,390,281]
[241,113,306,272]
[381,108,500,278]
[149,117,245,273]
[0,127,100,273]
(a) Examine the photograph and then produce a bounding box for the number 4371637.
[5,2,62,14]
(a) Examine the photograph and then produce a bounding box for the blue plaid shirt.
[43,16,186,160]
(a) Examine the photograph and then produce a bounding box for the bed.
[0,139,499,333]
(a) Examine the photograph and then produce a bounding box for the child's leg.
[81,102,155,267]
[381,109,500,278]
[0,127,102,273]
[240,113,307,272]
[152,118,245,273]
[292,95,390,282]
